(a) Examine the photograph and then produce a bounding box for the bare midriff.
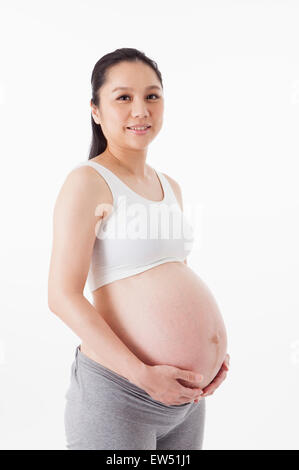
[80,261,228,390]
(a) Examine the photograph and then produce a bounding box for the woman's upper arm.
[48,166,107,307]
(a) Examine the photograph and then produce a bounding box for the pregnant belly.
[91,262,228,390]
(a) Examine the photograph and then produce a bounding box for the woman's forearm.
[48,293,147,386]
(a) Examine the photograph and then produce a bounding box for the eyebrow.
[112,85,162,93]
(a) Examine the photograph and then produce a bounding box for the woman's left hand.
[197,353,230,400]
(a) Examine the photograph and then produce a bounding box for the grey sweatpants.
[64,344,206,450]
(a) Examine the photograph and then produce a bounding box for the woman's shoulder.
[160,171,183,210]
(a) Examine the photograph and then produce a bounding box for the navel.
[210,332,220,344]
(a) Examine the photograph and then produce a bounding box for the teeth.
[129,126,149,130]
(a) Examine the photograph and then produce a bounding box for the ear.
[90,101,101,125]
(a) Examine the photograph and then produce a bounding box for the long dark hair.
[88,48,164,160]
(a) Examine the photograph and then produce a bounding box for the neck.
[104,147,150,179]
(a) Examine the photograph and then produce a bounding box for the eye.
[117,94,160,101]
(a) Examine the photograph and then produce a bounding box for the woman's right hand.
[138,364,205,406]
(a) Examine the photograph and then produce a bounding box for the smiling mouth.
[126,126,152,135]
[126,126,151,130]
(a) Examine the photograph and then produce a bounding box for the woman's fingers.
[201,366,228,397]
[194,354,231,399]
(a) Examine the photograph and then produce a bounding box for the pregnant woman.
[48,48,230,450]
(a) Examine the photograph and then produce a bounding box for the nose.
[131,101,150,119]
[131,110,149,119]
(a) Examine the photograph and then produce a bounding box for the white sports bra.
[73,160,194,292]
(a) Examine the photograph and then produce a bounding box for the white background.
[0,0,298,450]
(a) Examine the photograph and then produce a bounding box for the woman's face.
[91,61,164,151]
